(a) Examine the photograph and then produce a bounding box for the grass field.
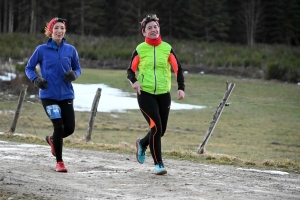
[1,68,299,173]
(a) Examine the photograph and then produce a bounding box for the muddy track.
[0,140,299,200]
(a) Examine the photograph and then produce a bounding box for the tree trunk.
[168,7,172,37]
[81,0,84,36]
[3,0,8,33]
[0,0,2,33]
[137,0,141,37]
[239,0,264,47]
[8,0,14,33]
[30,0,36,34]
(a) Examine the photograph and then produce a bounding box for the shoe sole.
[136,138,144,164]
[46,136,56,157]
[56,169,68,173]
[154,170,167,175]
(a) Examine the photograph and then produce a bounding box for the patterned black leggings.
[41,99,75,162]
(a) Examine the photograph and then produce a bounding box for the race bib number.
[46,104,61,119]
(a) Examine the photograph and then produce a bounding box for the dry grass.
[0,69,299,174]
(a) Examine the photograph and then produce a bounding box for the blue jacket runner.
[25,38,81,101]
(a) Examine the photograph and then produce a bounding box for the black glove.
[64,70,77,82]
[34,77,48,90]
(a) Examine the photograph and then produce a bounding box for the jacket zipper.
[57,48,62,100]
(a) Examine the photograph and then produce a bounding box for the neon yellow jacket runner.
[127,40,185,95]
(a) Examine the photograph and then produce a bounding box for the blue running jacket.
[25,38,82,101]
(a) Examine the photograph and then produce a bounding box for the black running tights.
[137,91,171,165]
[41,99,75,162]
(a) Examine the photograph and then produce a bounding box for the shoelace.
[141,147,146,155]
[139,141,146,155]
[158,162,164,168]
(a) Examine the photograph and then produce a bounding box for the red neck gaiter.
[145,35,162,46]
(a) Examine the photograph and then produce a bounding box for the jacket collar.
[47,38,66,49]
[145,35,162,46]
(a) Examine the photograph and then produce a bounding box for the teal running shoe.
[136,138,146,164]
[154,161,167,175]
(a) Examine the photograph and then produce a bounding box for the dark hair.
[140,14,159,32]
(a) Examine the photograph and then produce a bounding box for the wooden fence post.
[85,88,102,142]
[8,84,28,134]
[197,82,235,154]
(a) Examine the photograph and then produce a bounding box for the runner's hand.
[34,77,48,90]
[177,90,185,100]
[132,81,142,95]
[64,70,77,82]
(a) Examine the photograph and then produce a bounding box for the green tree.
[263,0,300,45]
[0,0,299,45]
[282,0,300,45]
[183,0,231,41]
[106,0,138,37]
[238,0,265,46]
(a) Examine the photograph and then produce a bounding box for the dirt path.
[0,140,299,200]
